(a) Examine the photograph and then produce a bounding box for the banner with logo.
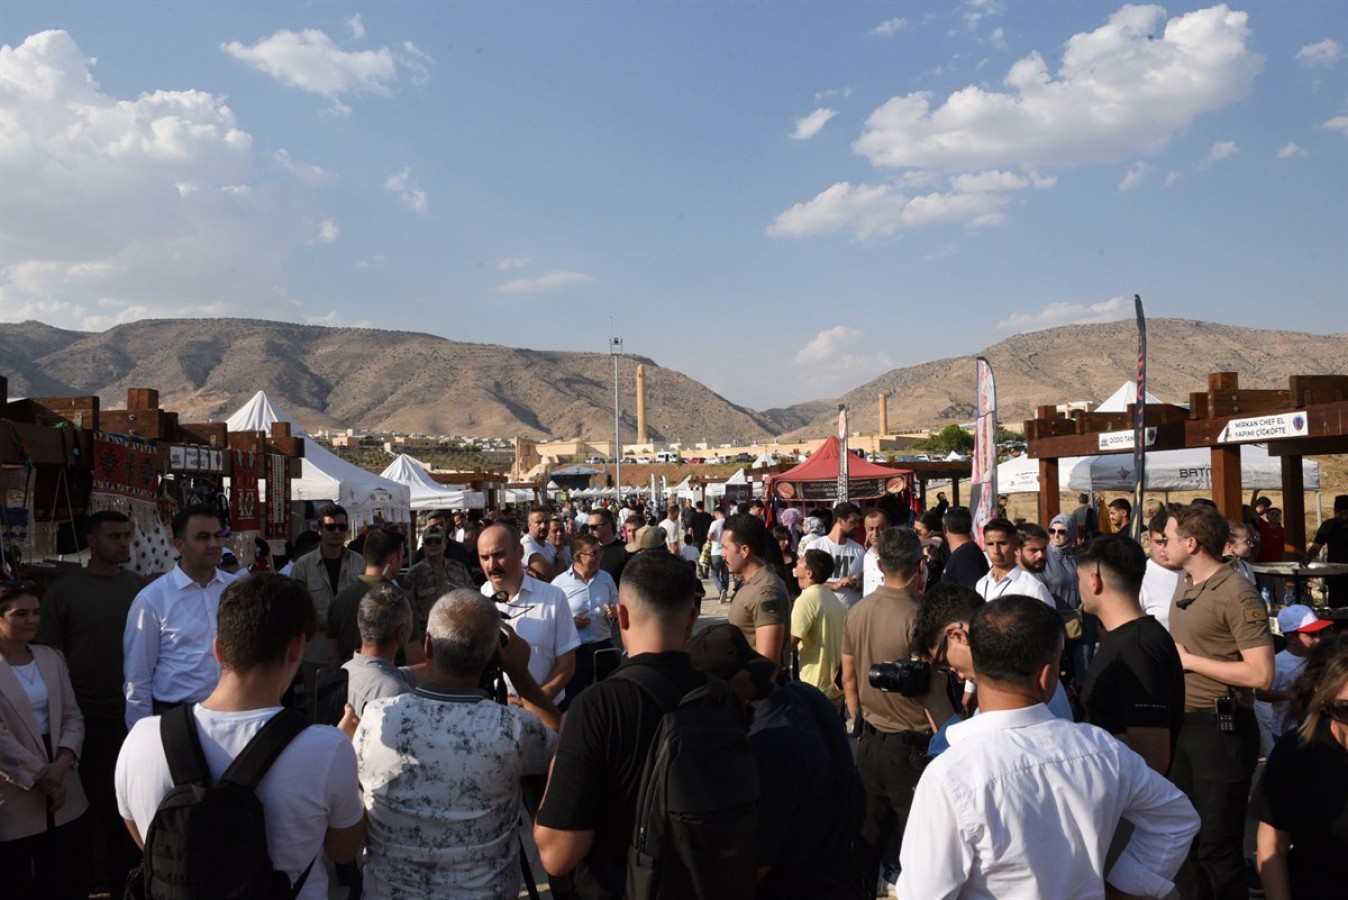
[970,358,997,548]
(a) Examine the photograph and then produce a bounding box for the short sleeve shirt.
[480,577,581,701]
[841,586,928,734]
[941,541,990,588]
[1079,616,1185,758]
[789,584,845,700]
[727,566,791,664]
[811,536,866,609]
[1168,564,1272,709]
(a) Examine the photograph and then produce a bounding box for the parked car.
[689,456,706,465]
[654,451,682,464]
[585,456,606,464]
[733,453,754,463]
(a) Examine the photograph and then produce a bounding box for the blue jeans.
[710,555,729,593]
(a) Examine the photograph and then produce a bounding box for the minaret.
[636,364,648,444]
[878,392,889,436]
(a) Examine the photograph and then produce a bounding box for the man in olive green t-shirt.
[723,514,791,667]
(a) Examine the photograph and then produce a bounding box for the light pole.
[610,332,623,508]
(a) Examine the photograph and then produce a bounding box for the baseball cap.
[626,525,667,553]
[422,527,445,542]
[1277,604,1333,635]
[687,623,778,701]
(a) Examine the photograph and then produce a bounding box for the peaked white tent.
[997,452,1090,494]
[1095,381,1167,412]
[1067,444,1320,492]
[379,455,474,511]
[224,391,411,528]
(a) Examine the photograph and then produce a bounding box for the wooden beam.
[1263,435,1348,456]
[0,419,91,467]
[99,408,172,440]
[1290,375,1348,407]
[1026,422,1187,460]
[1211,444,1242,519]
[1038,458,1061,525]
[1207,389,1293,417]
[5,396,100,430]
[127,388,159,410]
[1185,399,1348,447]
[1281,455,1306,558]
[179,422,228,449]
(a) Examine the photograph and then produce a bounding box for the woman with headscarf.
[777,507,802,551]
[798,515,828,554]
[1045,512,1097,687]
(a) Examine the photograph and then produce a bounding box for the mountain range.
[2,318,1344,442]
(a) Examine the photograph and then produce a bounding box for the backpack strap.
[218,707,311,790]
[610,663,690,714]
[160,703,211,787]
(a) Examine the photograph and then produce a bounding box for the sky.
[2,1,1345,411]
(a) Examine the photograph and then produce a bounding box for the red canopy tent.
[766,436,912,503]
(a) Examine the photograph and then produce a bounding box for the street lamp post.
[610,334,623,508]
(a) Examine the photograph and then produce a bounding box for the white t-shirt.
[11,661,50,734]
[680,544,700,564]
[521,534,556,568]
[115,705,363,900]
[812,535,867,609]
[862,549,884,597]
[660,517,681,550]
[1140,559,1181,631]
[708,518,726,557]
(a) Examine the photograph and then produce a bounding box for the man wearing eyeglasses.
[290,504,365,695]
[553,533,620,705]
[1164,504,1274,900]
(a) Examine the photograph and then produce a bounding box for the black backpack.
[125,705,315,900]
[616,665,760,900]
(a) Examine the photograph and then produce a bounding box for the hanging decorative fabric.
[264,453,290,540]
[90,432,160,536]
[230,450,261,532]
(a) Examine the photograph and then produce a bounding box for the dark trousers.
[79,714,141,892]
[854,726,927,898]
[0,818,84,900]
[1169,706,1259,900]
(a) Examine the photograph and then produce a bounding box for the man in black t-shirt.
[1304,494,1348,607]
[535,552,704,899]
[688,501,714,548]
[1076,534,1184,774]
[940,506,990,588]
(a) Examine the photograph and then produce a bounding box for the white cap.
[1276,604,1333,635]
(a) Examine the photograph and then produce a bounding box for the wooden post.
[951,478,960,508]
[1281,455,1306,560]
[1211,445,1243,519]
[1038,458,1061,525]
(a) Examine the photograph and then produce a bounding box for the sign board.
[774,478,886,502]
[1098,427,1157,451]
[723,484,753,504]
[1216,411,1308,444]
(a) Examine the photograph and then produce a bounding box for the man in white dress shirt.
[479,523,580,704]
[898,595,1199,900]
[122,503,238,728]
[973,518,1055,606]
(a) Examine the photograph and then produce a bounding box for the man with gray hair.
[342,584,416,717]
[350,588,560,899]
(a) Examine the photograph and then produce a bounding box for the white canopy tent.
[223,391,411,529]
[1067,444,1320,492]
[379,455,480,511]
[997,452,1089,494]
[1095,381,1167,412]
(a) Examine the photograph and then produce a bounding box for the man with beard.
[36,511,144,893]
[974,518,1054,607]
[585,506,628,587]
[478,523,580,704]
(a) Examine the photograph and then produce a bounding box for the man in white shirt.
[479,523,580,704]
[122,503,238,728]
[814,501,867,610]
[116,573,364,900]
[522,506,565,580]
[658,505,682,555]
[973,518,1055,606]
[898,595,1199,900]
[552,533,620,704]
[708,507,729,602]
[1139,508,1182,630]
[861,508,888,597]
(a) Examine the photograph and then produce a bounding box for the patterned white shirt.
[355,687,557,899]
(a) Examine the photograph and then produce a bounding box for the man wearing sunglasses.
[1165,503,1274,900]
[290,504,365,698]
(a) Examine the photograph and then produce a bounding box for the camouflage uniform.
[405,558,475,643]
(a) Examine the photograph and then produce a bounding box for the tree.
[935,424,974,453]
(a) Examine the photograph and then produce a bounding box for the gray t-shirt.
[343,653,416,717]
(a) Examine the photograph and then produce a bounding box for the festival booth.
[766,436,912,504]
[1066,444,1321,493]
[379,454,479,511]
[224,391,410,530]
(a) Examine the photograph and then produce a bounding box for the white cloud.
[963,0,1005,31]
[791,108,838,141]
[872,18,907,38]
[315,219,339,243]
[814,86,852,102]
[1205,140,1239,163]
[1165,170,1181,186]
[792,326,894,392]
[996,296,1133,332]
[384,167,428,213]
[0,30,325,329]
[1277,142,1306,159]
[767,181,1012,239]
[496,257,529,271]
[989,27,1008,50]
[221,26,430,112]
[495,271,594,294]
[949,169,1053,192]
[271,148,333,185]
[346,15,365,41]
[1118,161,1153,191]
[1321,116,1348,135]
[853,5,1262,172]
[1295,39,1343,67]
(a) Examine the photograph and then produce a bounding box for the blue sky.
[2,1,1345,409]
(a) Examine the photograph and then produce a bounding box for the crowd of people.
[0,487,1345,899]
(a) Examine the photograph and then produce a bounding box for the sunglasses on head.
[1,579,38,592]
[321,522,349,533]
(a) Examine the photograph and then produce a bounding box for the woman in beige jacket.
[0,579,88,899]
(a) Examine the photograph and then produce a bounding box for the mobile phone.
[1214,695,1237,734]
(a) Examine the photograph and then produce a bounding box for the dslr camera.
[868,658,932,697]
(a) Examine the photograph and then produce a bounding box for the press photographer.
[840,525,938,896]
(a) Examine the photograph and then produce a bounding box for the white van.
[653,451,681,463]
